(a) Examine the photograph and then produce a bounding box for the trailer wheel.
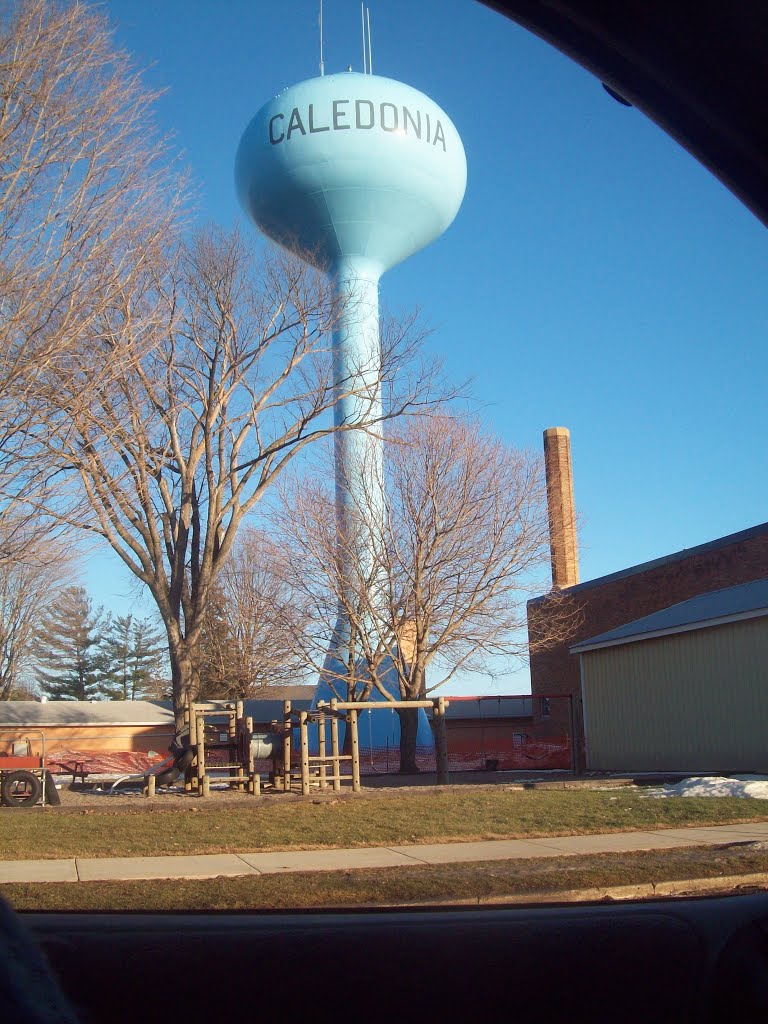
[1,770,42,807]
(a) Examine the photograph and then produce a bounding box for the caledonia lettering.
[268,98,447,151]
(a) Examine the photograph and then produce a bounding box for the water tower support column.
[330,258,386,664]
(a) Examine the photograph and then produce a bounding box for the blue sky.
[87,0,768,692]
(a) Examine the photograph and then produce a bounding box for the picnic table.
[49,750,170,791]
[54,760,90,787]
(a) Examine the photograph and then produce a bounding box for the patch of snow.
[645,775,768,799]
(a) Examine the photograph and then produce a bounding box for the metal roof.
[0,701,174,727]
[149,685,315,708]
[242,699,312,722]
[571,578,768,654]
[529,521,768,605]
[1,689,317,728]
[150,697,313,723]
[444,696,533,720]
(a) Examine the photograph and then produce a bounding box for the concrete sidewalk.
[3,821,768,884]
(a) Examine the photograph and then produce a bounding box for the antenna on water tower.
[360,4,373,74]
[367,7,373,75]
[361,3,367,73]
[319,0,325,76]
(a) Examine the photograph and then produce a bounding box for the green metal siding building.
[572,579,768,772]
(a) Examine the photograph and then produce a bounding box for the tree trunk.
[168,640,199,733]
[342,722,353,756]
[397,707,420,774]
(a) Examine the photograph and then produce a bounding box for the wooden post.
[185,704,195,792]
[318,713,327,791]
[190,706,200,792]
[226,704,237,789]
[196,709,206,793]
[246,716,255,777]
[435,696,449,785]
[283,700,292,792]
[250,772,261,797]
[201,774,210,798]
[145,773,155,798]
[317,699,434,711]
[350,709,361,792]
[300,710,310,796]
[330,699,341,793]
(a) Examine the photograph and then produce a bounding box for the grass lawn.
[2,788,768,860]
[5,843,768,912]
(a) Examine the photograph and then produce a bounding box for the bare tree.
[0,0,182,558]
[198,528,309,699]
[277,415,579,771]
[272,460,389,707]
[25,227,433,726]
[0,532,77,699]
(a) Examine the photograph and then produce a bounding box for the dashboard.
[16,895,768,1022]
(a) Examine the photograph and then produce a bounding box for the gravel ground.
[39,770,638,814]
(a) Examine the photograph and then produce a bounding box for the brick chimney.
[543,426,579,589]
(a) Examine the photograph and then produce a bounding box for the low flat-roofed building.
[0,700,174,757]
[0,686,316,758]
[443,695,572,771]
[573,578,768,773]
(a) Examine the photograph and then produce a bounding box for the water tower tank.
[236,70,466,761]
[235,71,466,276]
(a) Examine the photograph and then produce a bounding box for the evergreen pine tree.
[34,587,108,701]
[100,615,168,700]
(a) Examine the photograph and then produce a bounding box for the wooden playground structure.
[293,697,449,794]
[154,697,450,798]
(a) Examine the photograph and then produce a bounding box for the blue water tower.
[236,70,466,755]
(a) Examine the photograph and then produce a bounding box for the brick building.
[528,520,768,768]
